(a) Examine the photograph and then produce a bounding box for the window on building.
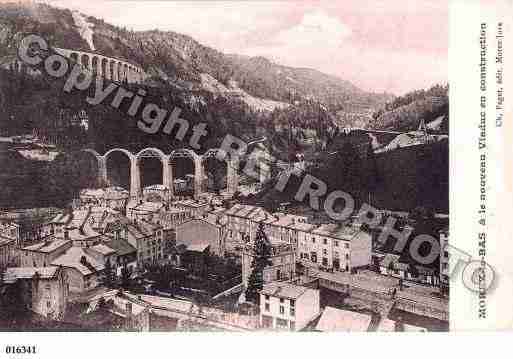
[333,259,340,270]
[265,303,270,312]
[262,315,273,328]
[276,318,288,328]
[322,257,328,266]
[279,306,284,315]
[46,301,51,308]
[290,307,295,316]
[323,238,327,245]
[323,249,327,255]
[311,252,317,263]
[345,253,349,260]
[280,298,284,303]
[290,321,295,330]
[334,241,339,247]
[312,238,315,243]
[265,295,270,301]
[290,299,295,307]
[345,243,349,249]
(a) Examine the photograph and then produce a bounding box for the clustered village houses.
[0,186,449,331]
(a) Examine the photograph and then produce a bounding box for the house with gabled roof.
[19,239,72,268]
[51,247,104,293]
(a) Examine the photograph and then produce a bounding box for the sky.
[46,0,448,95]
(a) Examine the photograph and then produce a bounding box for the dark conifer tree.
[244,223,273,304]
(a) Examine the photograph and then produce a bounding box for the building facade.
[260,282,320,331]
[208,204,372,274]
[51,247,105,293]
[0,236,16,268]
[19,239,72,268]
[3,267,69,320]
[298,224,372,272]
[439,227,449,292]
[241,240,296,287]
[125,220,165,267]
[104,238,137,276]
[0,220,20,245]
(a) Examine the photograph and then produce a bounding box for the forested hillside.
[0,2,448,212]
[0,2,390,109]
[371,84,448,131]
[0,1,394,155]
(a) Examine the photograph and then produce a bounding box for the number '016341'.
[5,346,37,354]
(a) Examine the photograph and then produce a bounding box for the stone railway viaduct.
[10,47,147,84]
[54,48,147,84]
[82,148,240,200]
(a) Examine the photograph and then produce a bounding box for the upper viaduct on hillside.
[54,48,147,84]
[10,47,147,84]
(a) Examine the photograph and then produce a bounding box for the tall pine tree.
[244,223,273,304]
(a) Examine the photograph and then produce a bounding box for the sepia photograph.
[0,0,451,333]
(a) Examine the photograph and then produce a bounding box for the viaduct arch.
[81,147,240,201]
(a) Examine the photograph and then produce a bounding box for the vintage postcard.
[0,0,511,349]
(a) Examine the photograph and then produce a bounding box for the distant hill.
[334,84,448,132]
[0,1,390,112]
[371,84,448,132]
